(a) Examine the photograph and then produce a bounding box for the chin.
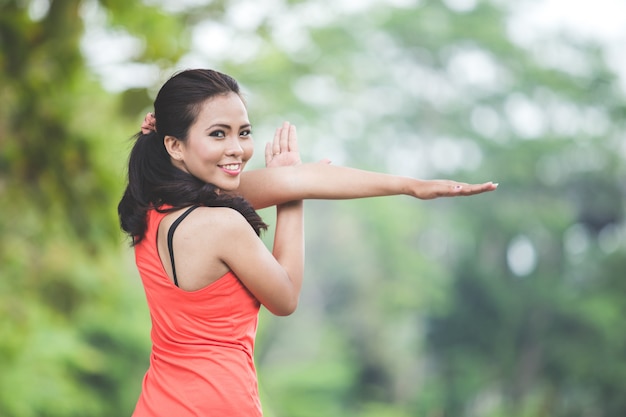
[218,181,241,192]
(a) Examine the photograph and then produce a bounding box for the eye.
[240,129,251,138]
[210,130,226,138]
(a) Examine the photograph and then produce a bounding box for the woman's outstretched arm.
[239,163,497,209]
[238,122,498,209]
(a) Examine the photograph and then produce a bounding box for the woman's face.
[175,92,254,191]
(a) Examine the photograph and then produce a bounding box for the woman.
[118,69,496,416]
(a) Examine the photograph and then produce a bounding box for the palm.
[266,150,301,168]
[264,122,302,167]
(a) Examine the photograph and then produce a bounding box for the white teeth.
[222,164,240,171]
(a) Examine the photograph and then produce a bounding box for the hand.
[413,180,498,200]
[265,122,302,168]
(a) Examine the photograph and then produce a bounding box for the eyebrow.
[206,123,252,132]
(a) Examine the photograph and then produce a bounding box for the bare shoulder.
[191,206,254,235]
[159,207,249,243]
[157,206,257,290]
[161,206,253,241]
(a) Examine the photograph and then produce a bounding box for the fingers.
[288,124,299,153]
[266,121,302,167]
[272,121,289,155]
[272,124,282,156]
[473,181,498,194]
[431,181,497,199]
[272,121,295,155]
[279,121,290,153]
[452,181,498,196]
[264,142,273,166]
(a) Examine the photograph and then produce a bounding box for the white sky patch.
[511,0,626,42]
[536,88,612,138]
[445,46,511,96]
[81,27,160,92]
[504,93,546,139]
[193,22,263,63]
[406,65,461,110]
[192,21,231,59]
[81,28,143,67]
[525,39,595,78]
[387,0,422,7]
[225,0,278,31]
[80,0,626,96]
[330,109,366,141]
[507,235,538,277]
[442,0,477,13]
[429,137,483,174]
[143,0,211,13]
[471,105,505,142]
[509,0,626,93]
[330,0,379,14]
[269,12,313,54]
[80,0,160,91]
[293,74,340,107]
[28,0,50,21]
[385,140,432,178]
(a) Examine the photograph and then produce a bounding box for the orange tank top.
[132,207,262,417]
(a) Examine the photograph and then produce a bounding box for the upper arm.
[210,208,299,315]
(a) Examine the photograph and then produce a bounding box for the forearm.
[272,200,304,299]
[240,163,416,209]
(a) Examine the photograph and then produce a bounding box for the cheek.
[242,141,254,161]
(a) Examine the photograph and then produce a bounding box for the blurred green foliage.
[1,0,625,416]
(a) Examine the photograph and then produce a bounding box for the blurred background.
[1,0,625,416]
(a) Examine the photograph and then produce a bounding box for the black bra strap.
[167,205,199,287]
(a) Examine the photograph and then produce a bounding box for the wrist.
[277,200,303,210]
[403,177,427,199]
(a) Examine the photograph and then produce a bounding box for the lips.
[219,163,242,175]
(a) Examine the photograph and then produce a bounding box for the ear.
[164,135,184,161]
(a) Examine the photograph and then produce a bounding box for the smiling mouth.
[219,163,242,174]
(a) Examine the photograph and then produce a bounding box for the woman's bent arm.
[270,200,304,315]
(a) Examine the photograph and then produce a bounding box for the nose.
[225,136,244,157]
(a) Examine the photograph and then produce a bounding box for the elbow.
[270,297,299,317]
